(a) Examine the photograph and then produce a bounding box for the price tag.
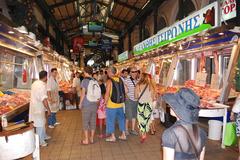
[195,72,207,86]
[211,74,220,89]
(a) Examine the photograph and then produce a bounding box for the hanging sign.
[195,72,207,86]
[220,0,237,21]
[118,51,129,62]
[133,2,220,55]
[211,74,221,89]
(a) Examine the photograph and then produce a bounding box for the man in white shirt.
[47,68,60,128]
[29,71,51,147]
[72,72,81,108]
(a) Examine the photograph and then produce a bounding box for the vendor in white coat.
[29,71,51,147]
[47,68,60,129]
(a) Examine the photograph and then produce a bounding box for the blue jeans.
[36,127,47,144]
[48,113,56,126]
[106,107,125,134]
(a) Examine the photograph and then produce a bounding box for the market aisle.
[24,110,238,160]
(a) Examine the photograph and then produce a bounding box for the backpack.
[110,78,125,103]
[86,78,101,102]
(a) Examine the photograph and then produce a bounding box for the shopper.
[121,69,129,80]
[124,67,139,136]
[47,68,60,129]
[104,66,127,142]
[99,70,104,81]
[135,73,156,143]
[29,71,51,147]
[79,66,101,145]
[162,88,206,160]
[230,95,240,158]
[93,72,98,80]
[73,72,81,108]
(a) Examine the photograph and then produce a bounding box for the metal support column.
[153,6,158,34]
[128,30,132,51]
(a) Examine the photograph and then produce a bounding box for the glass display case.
[0,47,33,90]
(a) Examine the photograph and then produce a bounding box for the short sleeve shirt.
[124,77,138,101]
[162,121,207,160]
[29,80,48,127]
[81,78,98,107]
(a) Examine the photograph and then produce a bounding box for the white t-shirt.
[72,77,81,96]
[47,76,60,112]
[29,80,48,127]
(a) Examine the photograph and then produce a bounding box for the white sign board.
[196,72,207,86]
[211,74,220,89]
[220,0,237,21]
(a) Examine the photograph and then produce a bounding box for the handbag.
[232,98,240,113]
[137,84,149,102]
[224,122,237,146]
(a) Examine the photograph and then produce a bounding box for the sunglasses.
[131,71,138,73]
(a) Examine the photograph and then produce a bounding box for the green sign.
[133,2,220,55]
[118,51,128,62]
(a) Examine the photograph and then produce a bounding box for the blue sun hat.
[162,88,200,124]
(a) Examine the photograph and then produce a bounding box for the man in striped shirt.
[124,67,139,136]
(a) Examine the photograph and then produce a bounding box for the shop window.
[0,50,14,89]
[14,56,32,89]
[173,59,192,85]
[159,59,171,85]
[176,0,196,21]
[158,17,167,31]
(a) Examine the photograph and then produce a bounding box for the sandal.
[80,140,89,145]
[90,139,95,144]
[118,136,127,141]
[105,137,116,143]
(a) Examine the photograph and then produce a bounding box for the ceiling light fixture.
[179,44,183,50]
[8,31,14,34]
[142,0,150,9]
[219,32,224,35]
[204,37,209,40]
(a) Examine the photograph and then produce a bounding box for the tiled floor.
[24,110,238,160]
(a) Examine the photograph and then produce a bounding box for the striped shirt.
[124,76,138,101]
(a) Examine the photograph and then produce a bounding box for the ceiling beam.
[121,0,164,36]
[109,14,128,24]
[49,0,76,9]
[114,0,140,12]
[64,25,82,33]
[49,0,108,9]
[58,14,92,22]
[105,26,121,34]
[35,0,68,41]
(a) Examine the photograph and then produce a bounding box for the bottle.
[1,114,8,129]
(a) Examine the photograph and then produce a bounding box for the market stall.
[130,1,240,148]
[0,22,40,121]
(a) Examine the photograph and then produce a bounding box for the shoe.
[45,136,51,140]
[48,125,54,129]
[40,141,48,147]
[105,137,116,143]
[54,122,61,126]
[130,130,138,136]
[125,130,130,136]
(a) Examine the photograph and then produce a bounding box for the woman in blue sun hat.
[162,88,207,160]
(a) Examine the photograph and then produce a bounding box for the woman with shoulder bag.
[230,95,240,159]
[135,73,156,143]
[162,88,207,160]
